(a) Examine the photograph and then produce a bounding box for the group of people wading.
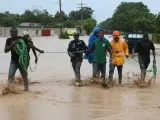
[67,27,156,87]
[4,27,156,91]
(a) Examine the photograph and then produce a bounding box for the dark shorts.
[138,56,149,69]
[139,63,149,70]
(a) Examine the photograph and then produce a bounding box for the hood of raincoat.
[88,26,102,49]
[92,26,101,35]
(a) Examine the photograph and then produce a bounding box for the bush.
[59,32,70,39]
[63,21,75,28]
[152,33,160,44]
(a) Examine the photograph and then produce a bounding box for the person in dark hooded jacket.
[67,32,88,82]
[132,32,156,87]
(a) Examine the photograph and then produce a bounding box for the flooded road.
[0,36,160,120]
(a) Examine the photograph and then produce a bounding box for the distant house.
[18,22,43,28]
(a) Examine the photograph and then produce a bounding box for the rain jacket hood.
[88,26,102,49]
[84,26,108,64]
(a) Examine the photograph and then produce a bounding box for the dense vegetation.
[98,2,160,33]
[0,7,96,35]
[0,2,159,41]
[98,2,160,43]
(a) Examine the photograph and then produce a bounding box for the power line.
[77,0,87,35]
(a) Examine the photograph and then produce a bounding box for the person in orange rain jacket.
[109,31,129,85]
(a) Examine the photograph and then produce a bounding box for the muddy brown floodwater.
[0,36,160,120]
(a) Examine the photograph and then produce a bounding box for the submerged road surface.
[0,36,160,120]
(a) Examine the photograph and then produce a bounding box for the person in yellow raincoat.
[109,31,129,85]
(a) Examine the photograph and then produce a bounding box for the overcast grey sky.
[0,0,159,23]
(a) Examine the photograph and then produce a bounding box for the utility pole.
[52,0,63,34]
[77,0,86,35]
[59,0,63,34]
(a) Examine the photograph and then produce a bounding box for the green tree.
[84,18,97,35]
[3,16,17,27]
[54,11,68,21]
[0,7,96,28]
[21,9,56,27]
[63,21,75,28]
[81,7,94,20]
[21,10,35,22]
[0,9,56,27]
[113,2,157,32]
[156,12,160,32]
[68,7,94,21]
[98,18,113,30]
[0,11,20,27]
[99,2,157,33]
[68,11,79,21]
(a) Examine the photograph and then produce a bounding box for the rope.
[28,51,85,72]
[44,51,159,79]
[29,53,41,72]
[44,51,84,54]
[15,39,29,72]
[14,42,158,78]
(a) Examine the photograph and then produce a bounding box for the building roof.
[19,22,42,28]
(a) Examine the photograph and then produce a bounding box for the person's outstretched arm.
[132,42,140,58]
[150,41,156,63]
[28,39,38,63]
[32,49,38,63]
[82,40,88,52]
[106,40,112,57]
[106,40,112,62]
[86,41,95,55]
[153,50,156,63]
[132,48,135,58]
[67,41,75,57]
[27,43,44,53]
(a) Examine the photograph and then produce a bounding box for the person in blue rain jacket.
[84,26,109,78]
